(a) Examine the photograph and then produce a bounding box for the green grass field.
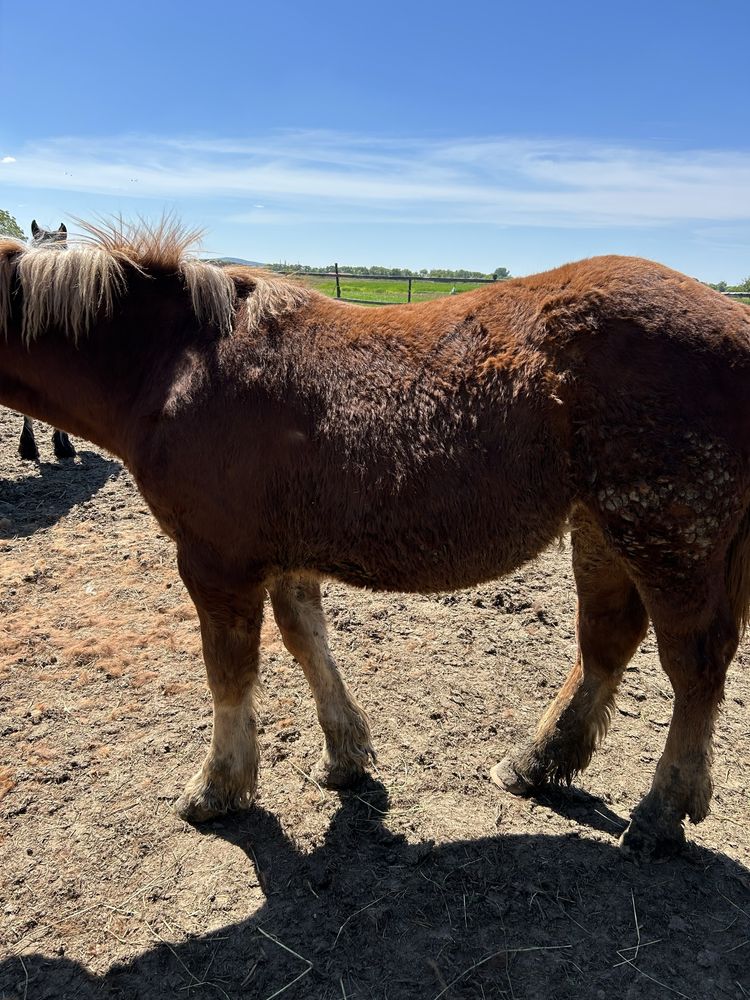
[297,275,750,308]
[301,274,492,304]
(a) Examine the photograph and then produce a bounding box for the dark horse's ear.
[31,220,39,237]
[59,223,67,235]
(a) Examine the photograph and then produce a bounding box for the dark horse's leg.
[268,573,375,787]
[52,429,76,458]
[18,416,39,461]
[174,554,265,823]
[492,506,648,791]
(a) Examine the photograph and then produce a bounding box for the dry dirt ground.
[0,410,748,1000]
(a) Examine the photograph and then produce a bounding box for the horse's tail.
[726,504,750,638]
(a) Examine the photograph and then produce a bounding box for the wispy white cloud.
[2,131,750,229]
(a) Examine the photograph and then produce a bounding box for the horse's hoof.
[53,432,76,458]
[174,791,224,824]
[311,757,367,790]
[174,786,253,824]
[490,757,534,796]
[18,445,40,462]
[619,818,685,860]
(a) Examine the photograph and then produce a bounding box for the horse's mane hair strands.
[181,259,237,337]
[236,269,313,333]
[0,218,312,343]
[17,243,127,346]
[0,238,24,341]
[77,216,203,270]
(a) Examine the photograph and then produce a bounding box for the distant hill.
[208,257,265,267]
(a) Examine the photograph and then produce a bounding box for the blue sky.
[1,0,749,281]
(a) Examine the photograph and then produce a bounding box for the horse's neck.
[0,323,153,462]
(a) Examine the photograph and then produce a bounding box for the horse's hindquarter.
[140,290,574,592]
[542,260,750,599]
[558,266,750,485]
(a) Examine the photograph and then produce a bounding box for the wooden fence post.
[407,277,412,303]
[335,263,341,299]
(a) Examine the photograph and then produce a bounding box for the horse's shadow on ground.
[0,451,120,538]
[2,779,749,1000]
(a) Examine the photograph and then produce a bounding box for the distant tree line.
[267,261,511,280]
[0,209,25,239]
[708,277,750,293]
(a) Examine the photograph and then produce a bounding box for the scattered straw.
[290,761,324,797]
[332,896,386,949]
[19,956,28,1000]
[614,953,694,1000]
[614,892,693,1000]
[431,944,574,1000]
[256,926,313,1000]
[612,939,663,968]
[631,889,641,961]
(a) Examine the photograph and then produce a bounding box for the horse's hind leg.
[493,507,648,793]
[268,574,375,787]
[52,429,76,459]
[175,559,265,822]
[620,588,738,858]
[18,416,39,461]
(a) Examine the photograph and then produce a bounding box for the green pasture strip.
[301,275,489,304]
[298,276,750,309]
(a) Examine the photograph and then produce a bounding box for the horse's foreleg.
[268,574,374,787]
[18,416,39,461]
[493,509,648,793]
[175,566,264,822]
[620,595,737,858]
[52,429,76,459]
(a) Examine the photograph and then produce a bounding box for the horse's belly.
[315,495,567,594]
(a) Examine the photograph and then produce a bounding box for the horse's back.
[136,255,750,595]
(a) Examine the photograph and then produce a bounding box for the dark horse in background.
[17,220,76,460]
[0,220,749,860]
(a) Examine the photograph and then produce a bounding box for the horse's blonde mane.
[0,219,310,343]
[223,264,313,332]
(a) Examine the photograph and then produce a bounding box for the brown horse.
[1,221,749,859]
[17,221,76,460]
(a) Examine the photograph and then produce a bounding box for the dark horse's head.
[30,220,67,246]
